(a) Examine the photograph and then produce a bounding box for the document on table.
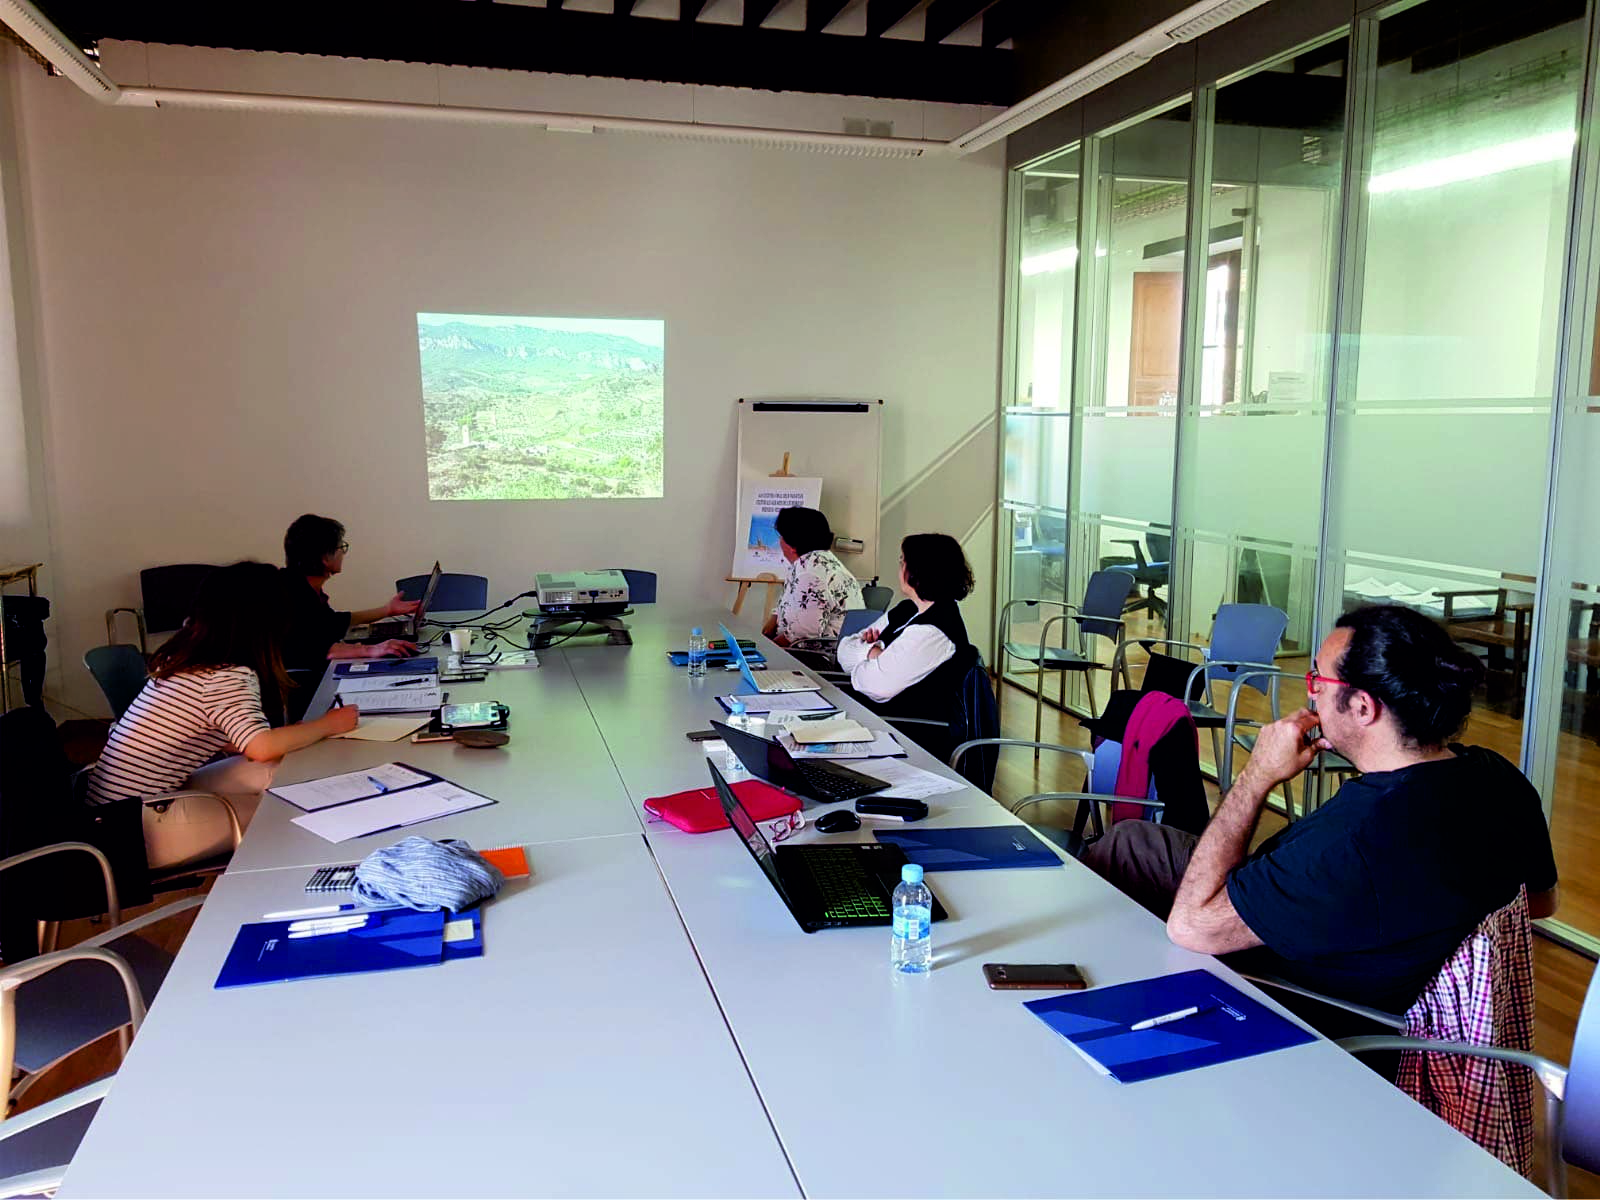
[717,692,834,714]
[268,763,432,811]
[777,730,906,760]
[340,686,443,713]
[334,716,430,742]
[290,781,497,843]
[335,673,439,694]
[857,758,966,799]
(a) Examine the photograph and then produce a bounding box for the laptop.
[712,718,887,805]
[708,759,947,933]
[786,608,882,673]
[717,621,821,693]
[359,561,441,645]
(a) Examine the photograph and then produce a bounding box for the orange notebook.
[480,845,530,879]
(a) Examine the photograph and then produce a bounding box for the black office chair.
[83,644,148,720]
[879,650,999,791]
[1105,531,1170,623]
[396,573,489,610]
[861,578,894,612]
[104,564,218,654]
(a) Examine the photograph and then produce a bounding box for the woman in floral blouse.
[762,507,865,646]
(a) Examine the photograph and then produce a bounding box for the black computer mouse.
[815,810,861,834]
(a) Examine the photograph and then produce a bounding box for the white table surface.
[60,607,1541,1198]
[59,835,799,1199]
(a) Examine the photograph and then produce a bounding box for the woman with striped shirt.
[88,561,358,870]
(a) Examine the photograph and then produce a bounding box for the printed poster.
[732,477,822,578]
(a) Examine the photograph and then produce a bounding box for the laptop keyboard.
[796,762,881,803]
[796,849,890,921]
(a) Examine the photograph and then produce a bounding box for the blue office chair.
[83,644,148,720]
[839,609,880,637]
[988,736,1164,856]
[396,573,489,610]
[998,570,1136,755]
[607,569,657,605]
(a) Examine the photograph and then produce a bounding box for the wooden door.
[1129,271,1182,408]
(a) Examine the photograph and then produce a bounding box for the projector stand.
[527,614,632,649]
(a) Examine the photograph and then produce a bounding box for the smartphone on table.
[982,963,1088,990]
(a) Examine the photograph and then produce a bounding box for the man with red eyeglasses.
[1083,603,1556,1029]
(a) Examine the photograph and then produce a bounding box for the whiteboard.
[734,398,884,582]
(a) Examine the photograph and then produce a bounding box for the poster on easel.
[732,477,822,579]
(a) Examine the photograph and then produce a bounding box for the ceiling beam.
[866,0,921,38]
[806,0,853,34]
[744,0,783,27]
[980,0,1021,48]
[923,0,989,44]
[34,0,1016,105]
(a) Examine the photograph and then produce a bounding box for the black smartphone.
[855,797,930,822]
[982,963,1088,991]
[685,729,721,743]
[438,701,508,732]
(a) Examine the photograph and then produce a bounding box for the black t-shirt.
[1226,744,1556,1016]
[278,569,352,674]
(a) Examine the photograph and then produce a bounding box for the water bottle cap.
[691,627,703,636]
[901,863,924,884]
[729,699,746,715]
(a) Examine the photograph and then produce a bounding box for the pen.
[287,915,370,933]
[287,925,364,940]
[386,678,428,688]
[263,904,357,920]
[1130,1005,1208,1031]
[367,774,391,794]
[332,694,345,709]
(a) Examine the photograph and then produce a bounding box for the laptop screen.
[708,760,794,906]
[716,621,760,694]
[710,719,807,795]
[411,562,443,637]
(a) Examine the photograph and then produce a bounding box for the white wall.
[10,49,1005,712]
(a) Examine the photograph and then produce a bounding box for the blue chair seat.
[12,934,171,1073]
[396,573,489,610]
[0,1094,101,1182]
[1002,642,1110,671]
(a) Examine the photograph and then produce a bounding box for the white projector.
[534,570,630,616]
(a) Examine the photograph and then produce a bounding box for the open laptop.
[359,561,441,645]
[708,759,947,933]
[712,718,887,805]
[717,621,822,694]
[785,608,882,673]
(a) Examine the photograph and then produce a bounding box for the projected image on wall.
[419,313,665,501]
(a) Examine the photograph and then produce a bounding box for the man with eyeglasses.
[1083,603,1557,1033]
[280,513,420,678]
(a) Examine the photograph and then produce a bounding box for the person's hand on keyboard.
[367,639,419,659]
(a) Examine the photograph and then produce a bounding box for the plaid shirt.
[1397,886,1534,1177]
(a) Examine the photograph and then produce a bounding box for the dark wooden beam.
[680,0,710,20]
[866,0,921,38]
[981,0,1022,47]
[806,0,852,34]
[924,0,989,44]
[744,0,783,28]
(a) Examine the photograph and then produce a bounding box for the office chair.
[0,1076,111,1198]
[82,644,148,720]
[607,569,657,605]
[998,571,1135,754]
[104,564,218,654]
[1222,667,1358,820]
[396,572,489,611]
[1105,531,1170,623]
[878,651,998,790]
[860,578,894,612]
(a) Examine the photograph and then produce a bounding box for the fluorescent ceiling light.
[1368,130,1576,195]
[1020,247,1078,276]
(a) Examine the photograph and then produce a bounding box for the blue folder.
[1024,968,1315,1083]
[334,657,439,676]
[872,826,1063,871]
[214,908,482,989]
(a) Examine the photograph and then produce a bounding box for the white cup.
[449,628,473,654]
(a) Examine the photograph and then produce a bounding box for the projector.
[534,570,630,617]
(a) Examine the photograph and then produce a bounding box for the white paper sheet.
[341,687,443,713]
[856,758,967,799]
[289,781,496,843]
[788,718,874,744]
[334,673,439,694]
[777,730,906,760]
[268,763,431,811]
[719,692,833,713]
[333,716,430,742]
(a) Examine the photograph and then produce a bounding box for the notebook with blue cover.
[214,908,483,989]
[1023,968,1315,1083]
[334,657,440,677]
[872,825,1063,871]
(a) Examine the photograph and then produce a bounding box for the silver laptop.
[717,621,822,693]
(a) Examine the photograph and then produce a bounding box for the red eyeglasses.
[1306,667,1355,693]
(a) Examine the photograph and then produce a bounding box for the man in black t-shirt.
[279,513,420,674]
[1083,604,1557,1020]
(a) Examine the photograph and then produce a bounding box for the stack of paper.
[716,692,834,714]
[788,717,874,744]
[335,670,442,713]
[777,730,906,760]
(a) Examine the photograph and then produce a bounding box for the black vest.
[868,599,973,720]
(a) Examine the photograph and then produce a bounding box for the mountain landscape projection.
[418,313,665,501]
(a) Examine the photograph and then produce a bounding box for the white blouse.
[835,609,957,703]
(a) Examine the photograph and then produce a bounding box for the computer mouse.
[815,810,861,834]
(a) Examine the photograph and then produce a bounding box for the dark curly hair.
[284,513,345,577]
[1333,604,1484,748]
[900,533,974,603]
[773,507,833,556]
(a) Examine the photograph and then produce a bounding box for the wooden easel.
[727,453,793,615]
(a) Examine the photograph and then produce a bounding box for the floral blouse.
[775,550,864,641]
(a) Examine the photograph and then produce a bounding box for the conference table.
[59,610,1539,1198]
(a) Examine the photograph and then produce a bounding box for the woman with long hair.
[88,560,359,869]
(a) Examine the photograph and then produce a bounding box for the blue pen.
[367,775,391,794]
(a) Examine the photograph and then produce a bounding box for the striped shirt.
[87,666,272,805]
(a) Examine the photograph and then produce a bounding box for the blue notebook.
[1024,968,1315,1083]
[214,908,482,989]
[335,657,440,676]
[873,825,1062,871]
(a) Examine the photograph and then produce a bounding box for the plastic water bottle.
[687,627,708,678]
[722,698,752,779]
[891,863,933,974]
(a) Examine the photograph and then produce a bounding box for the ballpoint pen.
[1129,1005,1210,1031]
[367,774,391,793]
[386,677,428,688]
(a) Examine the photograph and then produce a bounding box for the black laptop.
[357,561,441,645]
[711,719,887,805]
[709,760,947,933]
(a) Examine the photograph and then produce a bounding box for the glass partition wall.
[997,0,1600,948]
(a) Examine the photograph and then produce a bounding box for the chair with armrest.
[0,841,203,1113]
[999,571,1136,757]
[104,564,218,654]
[0,1075,112,1199]
[1105,531,1171,623]
[877,652,999,791]
[1222,667,1360,819]
[81,645,148,721]
[396,572,489,611]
